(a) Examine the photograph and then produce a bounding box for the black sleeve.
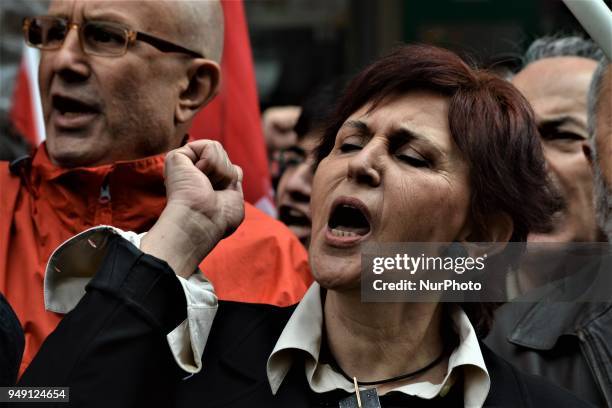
[17,235,187,407]
[0,291,24,386]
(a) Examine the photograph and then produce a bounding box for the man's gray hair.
[523,35,604,66]
[588,59,610,139]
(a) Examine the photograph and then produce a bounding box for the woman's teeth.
[330,228,359,237]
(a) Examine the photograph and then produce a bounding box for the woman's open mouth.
[325,197,372,246]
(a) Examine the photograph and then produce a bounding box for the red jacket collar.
[28,143,168,233]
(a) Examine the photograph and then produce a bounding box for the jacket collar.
[26,143,167,234]
[507,261,612,350]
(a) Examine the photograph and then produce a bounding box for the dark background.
[246,0,612,109]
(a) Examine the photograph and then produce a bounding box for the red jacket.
[0,144,312,374]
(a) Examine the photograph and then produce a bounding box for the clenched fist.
[141,140,244,278]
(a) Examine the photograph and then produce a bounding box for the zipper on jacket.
[99,183,111,204]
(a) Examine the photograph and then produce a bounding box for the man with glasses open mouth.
[0,0,311,379]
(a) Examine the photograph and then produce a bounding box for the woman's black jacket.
[17,235,593,407]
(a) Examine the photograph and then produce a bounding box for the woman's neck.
[323,289,447,393]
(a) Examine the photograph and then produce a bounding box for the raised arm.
[18,140,244,407]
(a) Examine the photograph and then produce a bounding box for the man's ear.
[175,59,221,124]
[457,212,513,258]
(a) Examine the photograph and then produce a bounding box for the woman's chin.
[313,269,361,292]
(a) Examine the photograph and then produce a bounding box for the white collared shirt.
[267,283,491,407]
[44,226,217,374]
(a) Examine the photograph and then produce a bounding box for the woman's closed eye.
[339,142,363,153]
[395,147,430,168]
[337,134,364,153]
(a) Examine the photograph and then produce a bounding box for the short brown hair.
[314,44,562,336]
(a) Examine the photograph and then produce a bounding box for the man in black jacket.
[485,36,611,407]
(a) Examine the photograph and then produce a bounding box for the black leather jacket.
[485,266,612,407]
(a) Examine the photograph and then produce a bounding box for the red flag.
[189,0,274,215]
[10,1,274,214]
[10,46,45,147]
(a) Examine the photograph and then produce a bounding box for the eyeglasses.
[23,16,204,58]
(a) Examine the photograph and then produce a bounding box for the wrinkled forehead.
[48,0,177,35]
[350,92,452,151]
[514,57,598,90]
[513,58,598,114]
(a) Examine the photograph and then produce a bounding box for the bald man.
[0,0,310,377]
